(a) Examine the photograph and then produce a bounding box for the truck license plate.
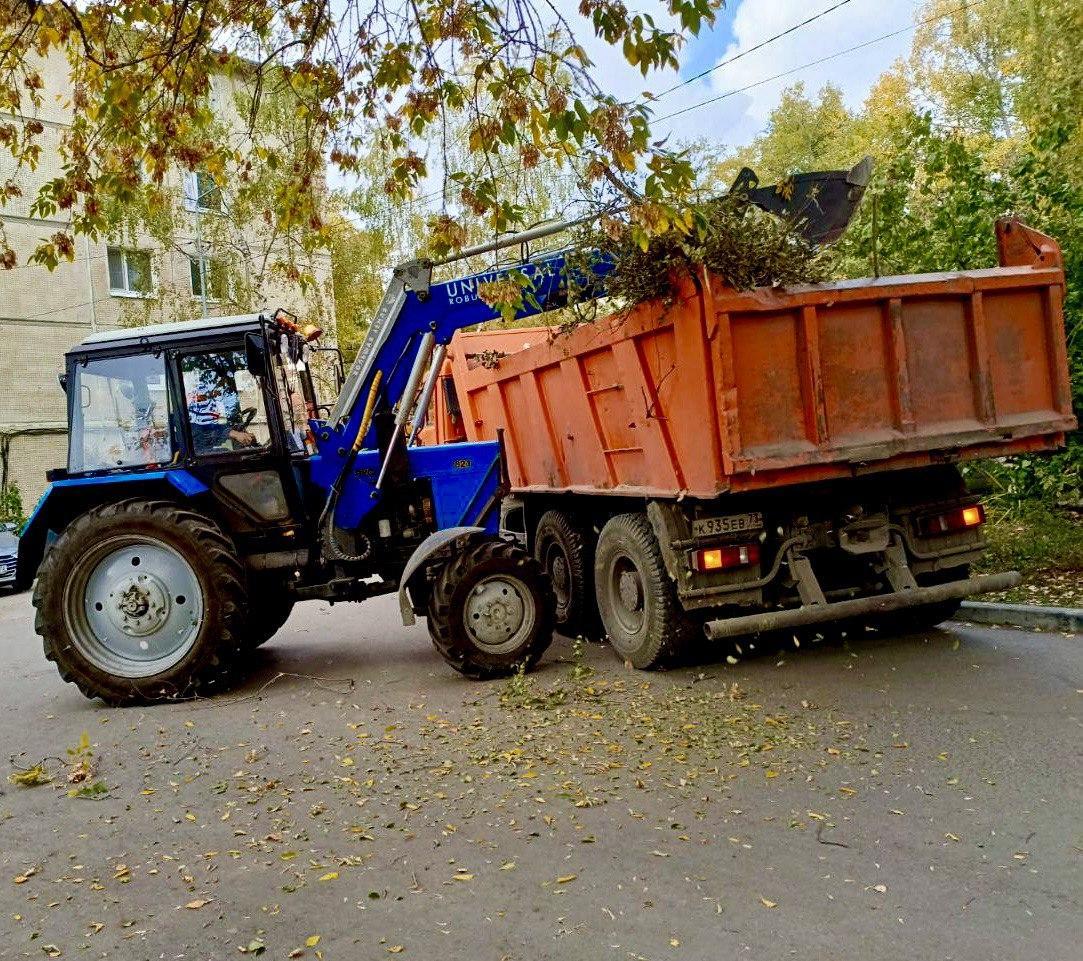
[692,512,764,538]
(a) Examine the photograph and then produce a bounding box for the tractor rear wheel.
[33,499,248,705]
[428,538,554,679]
[533,510,600,640]
[594,513,697,669]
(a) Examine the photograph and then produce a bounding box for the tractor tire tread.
[33,498,248,705]
[428,537,553,680]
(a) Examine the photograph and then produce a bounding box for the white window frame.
[183,170,223,213]
[189,253,232,302]
[106,246,156,298]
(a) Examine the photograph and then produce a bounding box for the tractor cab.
[43,313,331,566]
[63,312,322,473]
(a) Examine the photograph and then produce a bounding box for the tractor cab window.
[69,353,173,473]
[180,349,271,456]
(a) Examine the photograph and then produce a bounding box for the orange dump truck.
[432,219,1076,666]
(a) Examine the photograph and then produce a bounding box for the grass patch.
[974,503,1083,606]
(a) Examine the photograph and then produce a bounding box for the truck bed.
[450,219,1076,499]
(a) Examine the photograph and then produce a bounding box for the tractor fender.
[16,470,210,590]
[398,526,485,626]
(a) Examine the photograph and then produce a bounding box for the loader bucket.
[729,156,873,245]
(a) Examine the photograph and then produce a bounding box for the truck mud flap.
[703,571,1021,640]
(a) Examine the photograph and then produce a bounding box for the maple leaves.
[0,1,722,268]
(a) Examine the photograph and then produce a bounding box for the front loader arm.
[308,243,612,523]
[325,248,609,448]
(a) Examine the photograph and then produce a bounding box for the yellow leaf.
[453,872,473,881]
[319,872,339,882]
[765,770,778,779]
[556,874,577,884]
[305,935,321,947]
[670,938,680,947]
[185,899,211,909]
[388,946,404,954]
[760,897,777,909]
[8,764,52,787]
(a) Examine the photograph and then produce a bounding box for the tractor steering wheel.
[239,406,258,428]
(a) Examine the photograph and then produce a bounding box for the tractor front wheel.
[428,538,554,679]
[33,499,248,705]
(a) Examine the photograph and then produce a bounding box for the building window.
[189,255,229,301]
[106,247,154,296]
[184,170,222,212]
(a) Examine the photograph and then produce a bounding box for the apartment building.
[0,51,335,506]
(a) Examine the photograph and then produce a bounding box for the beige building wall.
[0,53,334,507]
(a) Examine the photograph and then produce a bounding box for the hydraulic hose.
[312,371,383,565]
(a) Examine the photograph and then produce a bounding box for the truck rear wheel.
[594,513,696,669]
[33,499,248,705]
[428,538,554,679]
[533,510,600,639]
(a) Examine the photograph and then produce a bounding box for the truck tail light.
[689,542,760,572]
[917,503,985,536]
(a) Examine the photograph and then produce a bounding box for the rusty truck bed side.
[449,220,1076,498]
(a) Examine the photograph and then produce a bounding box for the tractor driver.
[186,366,258,453]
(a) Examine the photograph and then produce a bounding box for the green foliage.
[964,441,1083,512]
[0,0,723,268]
[581,196,827,309]
[976,504,1083,578]
[0,484,25,530]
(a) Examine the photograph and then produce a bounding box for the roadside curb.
[954,601,1083,634]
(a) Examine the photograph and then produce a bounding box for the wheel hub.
[67,537,204,677]
[464,576,532,652]
[618,569,643,613]
[110,574,171,636]
[550,551,569,602]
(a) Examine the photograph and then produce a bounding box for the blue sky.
[679,5,741,81]
[572,0,919,150]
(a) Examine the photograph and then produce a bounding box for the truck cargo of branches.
[427,218,1076,666]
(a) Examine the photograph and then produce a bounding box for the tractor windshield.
[69,352,173,473]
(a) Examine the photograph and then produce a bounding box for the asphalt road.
[0,589,1080,961]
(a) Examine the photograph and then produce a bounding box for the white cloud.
[547,0,918,150]
[696,0,916,129]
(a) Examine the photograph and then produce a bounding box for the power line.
[652,0,855,99]
[652,0,984,124]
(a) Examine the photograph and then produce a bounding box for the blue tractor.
[17,165,870,703]
[18,220,597,703]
